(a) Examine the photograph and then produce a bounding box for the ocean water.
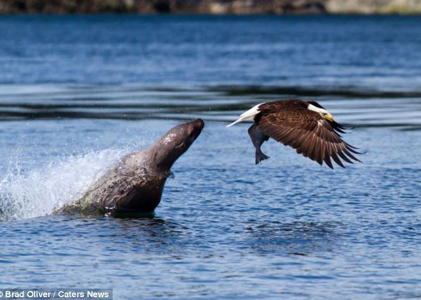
[1,15,421,299]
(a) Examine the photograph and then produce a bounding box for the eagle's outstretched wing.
[256,102,360,169]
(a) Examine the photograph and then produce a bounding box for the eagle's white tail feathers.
[226,103,264,127]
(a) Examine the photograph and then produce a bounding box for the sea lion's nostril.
[196,118,205,129]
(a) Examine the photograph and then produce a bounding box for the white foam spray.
[0,148,129,221]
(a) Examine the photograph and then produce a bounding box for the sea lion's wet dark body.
[57,119,204,217]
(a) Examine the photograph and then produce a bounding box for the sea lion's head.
[153,118,205,171]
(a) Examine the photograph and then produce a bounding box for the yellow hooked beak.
[325,113,334,122]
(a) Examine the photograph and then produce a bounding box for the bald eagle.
[227,100,361,169]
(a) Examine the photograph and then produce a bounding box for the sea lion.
[56,119,204,217]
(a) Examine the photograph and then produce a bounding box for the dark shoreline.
[1,0,420,15]
[0,0,326,15]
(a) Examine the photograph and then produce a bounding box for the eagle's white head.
[308,103,334,122]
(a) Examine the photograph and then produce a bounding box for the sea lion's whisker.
[202,129,212,137]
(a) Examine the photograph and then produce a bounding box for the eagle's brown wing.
[255,105,360,169]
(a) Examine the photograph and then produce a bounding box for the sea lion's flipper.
[248,124,270,165]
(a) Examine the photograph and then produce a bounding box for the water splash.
[0,148,129,222]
